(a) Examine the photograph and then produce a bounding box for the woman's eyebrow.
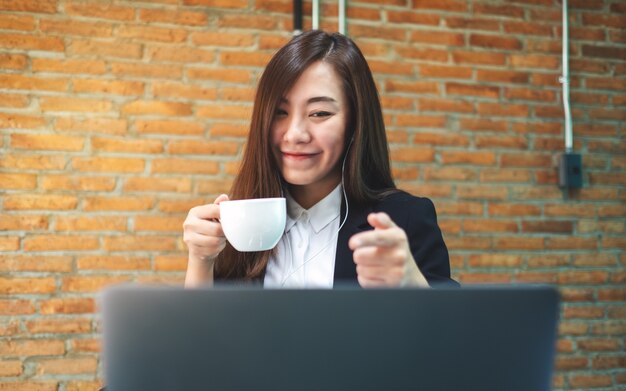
[279,96,338,105]
[307,96,337,104]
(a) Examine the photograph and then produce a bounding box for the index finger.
[191,203,221,220]
[348,228,405,250]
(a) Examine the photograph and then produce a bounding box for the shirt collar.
[285,184,342,234]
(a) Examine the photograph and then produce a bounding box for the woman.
[183,30,454,288]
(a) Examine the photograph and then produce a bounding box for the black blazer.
[332,191,455,287]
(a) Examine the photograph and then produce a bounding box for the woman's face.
[270,61,348,203]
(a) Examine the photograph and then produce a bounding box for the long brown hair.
[214,30,396,281]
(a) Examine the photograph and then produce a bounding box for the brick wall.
[0,0,624,389]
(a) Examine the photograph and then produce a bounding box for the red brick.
[441,151,495,165]
[514,272,557,283]
[475,135,527,149]
[505,88,556,102]
[83,196,154,212]
[459,118,507,133]
[349,24,406,41]
[65,1,134,20]
[444,237,492,250]
[197,179,234,195]
[73,79,144,96]
[592,321,626,335]
[124,177,192,193]
[11,133,84,151]
[117,25,187,43]
[494,237,545,250]
[548,237,598,250]
[40,298,95,314]
[572,253,617,267]
[457,273,512,284]
[111,63,182,79]
[578,339,620,352]
[419,98,473,113]
[0,53,27,69]
[409,30,464,46]
[0,154,66,170]
[0,173,36,190]
[0,255,71,272]
[419,64,472,79]
[0,74,67,92]
[155,255,187,272]
[480,168,531,183]
[564,306,605,319]
[41,175,116,192]
[56,216,127,232]
[474,3,524,17]
[445,17,500,31]
[522,221,574,234]
[0,33,63,51]
[488,203,540,216]
[457,185,507,200]
[77,255,150,270]
[477,103,528,117]
[381,96,413,110]
[0,215,48,231]
[555,356,588,370]
[0,339,64,357]
[3,194,77,210]
[69,39,142,59]
[70,339,101,354]
[470,34,521,50]
[569,374,612,388]
[446,83,499,98]
[139,8,207,25]
[386,80,438,94]
[0,278,56,294]
[153,82,217,101]
[390,147,435,163]
[151,158,220,174]
[136,120,204,136]
[478,70,529,84]
[560,288,595,302]
[0,13,35,30]
[387,11,439,25]
[196,104,251,120]
[134,216,184,232]
[218,14,277,29]
[27,318,92,334]
[102,236,178,252]
[92,137,163,154]
[54,118,127,135]
[187,67,252,83]
[169,140,239,155]
[39,19,112,37]
[40,97,112,113]
[72,157,144,173]
[24,235,99,251]
[501,152,551,168]
[424,167,476,181]
[598,289,626,301]
[62,275,130,293]
[559,322,589,335]
[413,132,470,146]
[184,0,248,8]
[469,254,521,267]
[504,21,553,36]
[0,360,23,376]
[368,60,414,75]
[36,356,98,375]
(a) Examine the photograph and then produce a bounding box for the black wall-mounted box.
[558,153,583,189]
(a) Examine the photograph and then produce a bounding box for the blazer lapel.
[333,200,372,283]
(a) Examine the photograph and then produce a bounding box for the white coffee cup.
[219,197,287,252]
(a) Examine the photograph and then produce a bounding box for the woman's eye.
[275,109,287,117]
[311,111,332,118]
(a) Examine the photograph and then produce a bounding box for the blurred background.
[0,0,624,390]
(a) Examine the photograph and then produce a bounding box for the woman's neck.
[288,179,341,210]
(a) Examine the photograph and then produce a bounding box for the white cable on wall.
[559,0,573,152]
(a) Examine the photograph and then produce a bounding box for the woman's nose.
[283,115,310,143]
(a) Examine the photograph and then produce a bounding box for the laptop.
[101,285,559,391]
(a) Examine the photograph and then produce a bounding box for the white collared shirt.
[264,185,342,288]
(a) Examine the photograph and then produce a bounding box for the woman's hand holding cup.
[183,194,229,267]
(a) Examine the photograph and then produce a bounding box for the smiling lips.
[281,151,321,161]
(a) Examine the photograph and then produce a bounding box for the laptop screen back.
[102,285,559,391]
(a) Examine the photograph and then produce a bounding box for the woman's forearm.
[184,256,215,288]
